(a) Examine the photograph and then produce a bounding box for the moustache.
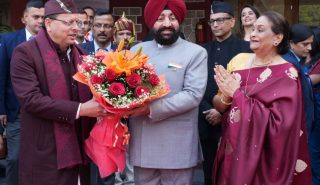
[157,27,176,34]
[98,33,107,37]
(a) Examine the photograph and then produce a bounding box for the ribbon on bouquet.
[85,114,128,178]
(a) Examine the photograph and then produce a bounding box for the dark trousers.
[5,116,20,185]
[310,119,320,185]
[200,136,220,185]
[90,163,115,185]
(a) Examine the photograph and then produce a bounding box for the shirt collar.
[94,40,111,54]
[25,28,34,41]
[75,39,86,45]
[216,34,234,44]
[290,49,301,62]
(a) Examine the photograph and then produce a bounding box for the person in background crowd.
[307,26,320,185]
[83,6,95,42]
[10,0,109,184]
[80,9,115,55]
[128,0,207,184]
[282,23,314,138]
[113,12,136,49]
[287,23,314,67]
[198,2,250,185]
[112,13,136,185]
[75,9,90,44]
[212,11,311,185]
[310,27,320,65]
[83,6,95,26]
[0,22,16,183]
[238,4,260,41]
[80,9,116,185]
[0,1,44,185]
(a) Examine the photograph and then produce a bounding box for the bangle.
[220,95,232,105]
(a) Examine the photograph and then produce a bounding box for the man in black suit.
[80,9,116,185]
[198,2,250,185]
[80,9,115,54]
[0,1,44,185]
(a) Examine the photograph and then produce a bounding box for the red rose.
[134,86,150,98]
[146,74,160,86]
[109,82,126,96]
[126,73,142,88]
[105,68,117,82]
[90,74,103,85]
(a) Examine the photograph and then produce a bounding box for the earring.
[274,42,279,46]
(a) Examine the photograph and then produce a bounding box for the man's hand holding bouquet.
[73,40,169,178]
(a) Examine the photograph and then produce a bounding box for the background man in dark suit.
[80,9,116,185]
[0,1,44,185]
[198,2,250,185]
[80,10,115,55]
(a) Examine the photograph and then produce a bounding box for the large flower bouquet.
[73,40,169,178]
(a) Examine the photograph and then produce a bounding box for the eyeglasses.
[50,17,83,27]
[208,17,232,25]
[93,23,114,30]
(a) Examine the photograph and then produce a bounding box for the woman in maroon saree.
[212,11,312,185]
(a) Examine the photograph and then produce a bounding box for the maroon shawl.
[213,63,311,185]
[35,29,91,169]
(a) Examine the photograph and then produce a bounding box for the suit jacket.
[0,29,25,122]
[198,35,250,140]
[80,41,95,55]
[10,38,93,185]
[282,50,314,135]
[79,41,117,55]
[129,38,208,168]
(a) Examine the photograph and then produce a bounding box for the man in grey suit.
[128,0,208,184]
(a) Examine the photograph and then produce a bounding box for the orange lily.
[97,43,148,76]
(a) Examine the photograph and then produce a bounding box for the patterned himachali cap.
[44,0,78,17]
[114,12,136,36]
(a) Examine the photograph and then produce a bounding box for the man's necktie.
[98,48,108,51]
[28,35,35,40]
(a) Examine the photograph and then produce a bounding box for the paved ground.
[0,160,205,185]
